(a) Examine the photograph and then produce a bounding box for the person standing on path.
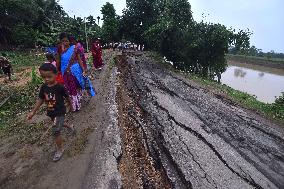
[69,36,88,70]
[57,32,94,112]
[91,38,103,70]
[69,36,96,97]
[27,63,75,162]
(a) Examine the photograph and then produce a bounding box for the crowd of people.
[27,32,103,162]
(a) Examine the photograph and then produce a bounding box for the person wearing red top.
[46,53,64,84]
[91,38,103,70]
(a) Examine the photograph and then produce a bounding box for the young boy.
[27,63,74,162]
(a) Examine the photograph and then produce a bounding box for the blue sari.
[61,45,96,97]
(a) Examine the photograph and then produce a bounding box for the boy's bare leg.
[55,135,63,152]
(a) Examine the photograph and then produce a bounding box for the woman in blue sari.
[57,33,95,111]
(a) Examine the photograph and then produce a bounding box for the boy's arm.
[27,99,44,120]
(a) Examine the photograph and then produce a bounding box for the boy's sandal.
[53,150,64,162]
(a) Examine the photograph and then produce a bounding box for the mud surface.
[116,52,284,189]
[0,51,122,189]
[1,51,284,189]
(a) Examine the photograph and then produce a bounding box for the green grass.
[0,51,45,71]
[148,52,284,124]
[0,51,44,131]
[0,81,41,127]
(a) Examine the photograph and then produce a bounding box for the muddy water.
[221,60,284,103]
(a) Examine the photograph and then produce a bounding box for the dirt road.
[1,51,284,189]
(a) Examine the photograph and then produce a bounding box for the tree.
[0,0,103,47]
[231,29,252,55]
[101,2,119,43]
[142,0,236,79]
[144,0,193,63]
[120,0,159,44]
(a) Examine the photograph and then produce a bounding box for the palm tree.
[87,15,94,26]
[97,16,100,25]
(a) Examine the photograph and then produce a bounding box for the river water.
[221,61,284,104]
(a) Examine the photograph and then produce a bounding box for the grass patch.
[1,51,44,137]
[227,54,284,65]
[0,72,42,126]
[0,51,45,71]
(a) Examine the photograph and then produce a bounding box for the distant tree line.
[229,45,284,59]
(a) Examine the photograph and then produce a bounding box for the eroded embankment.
[116,54,172,188]
[116,52,284,189]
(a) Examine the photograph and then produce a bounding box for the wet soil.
[0,50,122,189]
[116,52,284,189]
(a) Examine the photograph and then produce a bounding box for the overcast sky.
[59,0,284,53]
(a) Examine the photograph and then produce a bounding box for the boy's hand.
[27,111,35,120]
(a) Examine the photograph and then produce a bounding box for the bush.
[273,93,284,119]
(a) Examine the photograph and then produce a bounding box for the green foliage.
[120,0,159,44]
[273,93,284,119]
[0,83,40,127]
[101,3,119,43]
[0,0,101,47]
[12,24,38,46]
[31,67,43,85]
[229,46,284,59]
[120,0,253,79]
[229,29,252,54]
[0,51,45,69]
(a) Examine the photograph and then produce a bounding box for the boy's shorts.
[52,116,65,137]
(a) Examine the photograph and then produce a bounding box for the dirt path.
[31,51,122,189]
[1,51,284,189]
[1,51,122,189]
[115,52,284,189]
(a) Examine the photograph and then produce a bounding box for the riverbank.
[117,51,284,188]
[149,52,284,125]
[227,54,284,69]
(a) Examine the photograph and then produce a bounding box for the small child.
[45,53,57,67]
[46,53,64,84]
[0,54,12,80]
[27,63,74,162]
